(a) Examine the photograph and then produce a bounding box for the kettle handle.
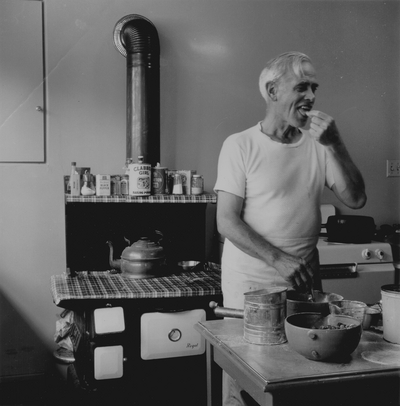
[154,230,163,244]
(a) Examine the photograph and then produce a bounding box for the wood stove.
[56,194,222,406]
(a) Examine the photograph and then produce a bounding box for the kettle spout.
[107,241,122,271]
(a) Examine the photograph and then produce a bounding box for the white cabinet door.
[0,0,44,162]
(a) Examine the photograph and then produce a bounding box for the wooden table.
[195,319,400,406]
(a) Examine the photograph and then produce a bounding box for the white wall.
[0,0,399,378]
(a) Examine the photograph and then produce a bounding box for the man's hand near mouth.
[306,110,340,146]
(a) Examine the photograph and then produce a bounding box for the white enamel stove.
[318,205,394,304]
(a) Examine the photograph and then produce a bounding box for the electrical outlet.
[386,160,400,177]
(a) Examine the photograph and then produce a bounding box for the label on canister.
[151,167,167,194]
[128,161,151,196]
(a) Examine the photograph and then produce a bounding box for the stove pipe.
[113,15,160,166]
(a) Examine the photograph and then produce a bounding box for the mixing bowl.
[286,290,344,316]
[285,312,362,361]
[329,300,367,324]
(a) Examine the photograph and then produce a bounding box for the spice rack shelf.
[65,193,217,204]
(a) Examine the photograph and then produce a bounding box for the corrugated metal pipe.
[113,15,160,166]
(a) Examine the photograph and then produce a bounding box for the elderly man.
[214,51,366,406]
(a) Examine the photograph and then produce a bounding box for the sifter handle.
[209,301,244,319]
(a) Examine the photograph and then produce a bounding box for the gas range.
[317,206,395,304]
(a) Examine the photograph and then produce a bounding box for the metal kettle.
[107,231,165,278]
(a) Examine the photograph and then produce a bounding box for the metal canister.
[128,156,151,196]
[151,166,168,194]
[191,175,204,195]
[243,287,287,345]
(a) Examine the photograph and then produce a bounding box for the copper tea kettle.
[107,231,165,278]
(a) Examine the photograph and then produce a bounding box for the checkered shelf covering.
[51,265,222,306]
[65,193,217,203]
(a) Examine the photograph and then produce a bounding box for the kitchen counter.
[196,318,400,406]
[50,263,222,309]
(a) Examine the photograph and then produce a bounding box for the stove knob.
[375,249,384,260]
[168,328,182,342]
[362,249,372,260]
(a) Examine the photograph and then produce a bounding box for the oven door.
[140,309,206,360]
[321,263,395,304]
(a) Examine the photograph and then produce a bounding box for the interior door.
[0,0,45,162]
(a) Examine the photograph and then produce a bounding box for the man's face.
[275,62,318,128]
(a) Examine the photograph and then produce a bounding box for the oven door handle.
[319,262,358,279]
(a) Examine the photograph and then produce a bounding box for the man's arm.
[328,141,366,209]
[216,190,314,292]
[307,110,367,209]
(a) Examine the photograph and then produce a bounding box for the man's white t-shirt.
[214,123,334,307]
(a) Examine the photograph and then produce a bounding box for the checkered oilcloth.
[65,193,217,203]
[51,267,221,305]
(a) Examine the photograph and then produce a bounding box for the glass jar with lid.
[191,175,204,195]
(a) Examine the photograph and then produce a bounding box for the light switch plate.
[386,160,400,177]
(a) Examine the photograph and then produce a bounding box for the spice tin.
[120,175,129,195]
[128,156,151,196]
[151,166,168,194]
[96,175,111,196]
[191,175,204,195]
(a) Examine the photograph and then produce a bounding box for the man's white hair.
[259,52,312,102]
